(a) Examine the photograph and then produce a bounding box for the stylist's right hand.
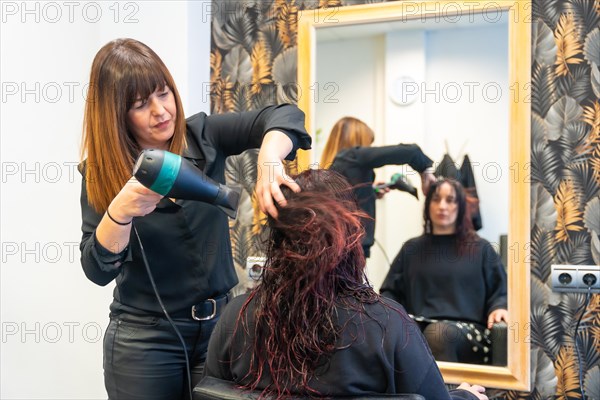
[108,177,164,223]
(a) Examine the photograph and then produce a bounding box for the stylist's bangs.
[123,55,169,110]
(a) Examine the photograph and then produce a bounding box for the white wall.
[423,23,509,244]
[314,36,384,164]
[381,23,510,285]
[378,30,428,288]
[0,1,211,398]
[314,21,509,290]
[314,36,389,286]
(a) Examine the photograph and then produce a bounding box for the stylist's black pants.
[103,312,218,400]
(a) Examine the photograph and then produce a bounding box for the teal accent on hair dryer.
[133,149,241,219]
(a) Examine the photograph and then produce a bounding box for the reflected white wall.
[315,21,509,290]
[314,36,384,165]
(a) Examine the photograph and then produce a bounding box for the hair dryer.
[133,149,241,219]
[373,173,418,199]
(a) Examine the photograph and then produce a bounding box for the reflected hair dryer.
[133,149,241,219]
[373,173,419,199]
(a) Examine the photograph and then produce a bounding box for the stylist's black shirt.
[79,105,311,317]
[330,144,432,257]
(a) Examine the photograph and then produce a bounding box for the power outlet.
[246,256,266,281]
[551,265,600,293]
[578,267,600,290]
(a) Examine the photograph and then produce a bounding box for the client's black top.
[329,144,432,257]
[380,234,507,323]
[79,105,311,317]
[204,294,479,399]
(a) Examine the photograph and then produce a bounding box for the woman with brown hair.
[321,116,436,258]
[79,38,311,399]
[204,169,488,400]
[380,178,508,364]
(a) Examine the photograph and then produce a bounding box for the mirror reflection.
[311,11,510,367]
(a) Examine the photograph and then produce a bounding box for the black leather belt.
[191,292,232,321]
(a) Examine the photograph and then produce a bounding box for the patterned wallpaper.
[209,1,600,398]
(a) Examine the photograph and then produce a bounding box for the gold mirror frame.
[297,0,531,391]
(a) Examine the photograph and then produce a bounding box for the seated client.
[380,178,508,364]
[204,169,488,399]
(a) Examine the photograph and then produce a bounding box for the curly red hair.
[237,169,381,398]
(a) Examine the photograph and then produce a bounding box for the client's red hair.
[239,169,379,398]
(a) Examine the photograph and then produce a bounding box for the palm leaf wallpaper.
[210,0,600,398]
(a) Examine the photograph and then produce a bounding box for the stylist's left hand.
[255,131,300,218]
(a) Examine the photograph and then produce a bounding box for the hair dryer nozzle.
[215,185,242,219]
[373,173,418,199]
[133,149,241,218]
[389,173,419,199]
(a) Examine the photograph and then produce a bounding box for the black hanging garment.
[434,153,459,180]
[459,155,482,231]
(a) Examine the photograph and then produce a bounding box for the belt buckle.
[191,299,217,321]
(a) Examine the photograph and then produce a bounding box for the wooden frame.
[297,0,531,390]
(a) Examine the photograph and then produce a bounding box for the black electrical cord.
[374,238,392,269]
[133,224,193,400]
[574,286,592,400]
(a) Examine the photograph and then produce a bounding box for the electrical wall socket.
[551,264,600,293]
[246,256,266,281]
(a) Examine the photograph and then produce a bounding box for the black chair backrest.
[194,376,426,400]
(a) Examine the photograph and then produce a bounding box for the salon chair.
[490,321,508,366]
[193,376,425,400]
[490,235,509,367]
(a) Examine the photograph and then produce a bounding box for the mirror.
[297,1,530,391]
